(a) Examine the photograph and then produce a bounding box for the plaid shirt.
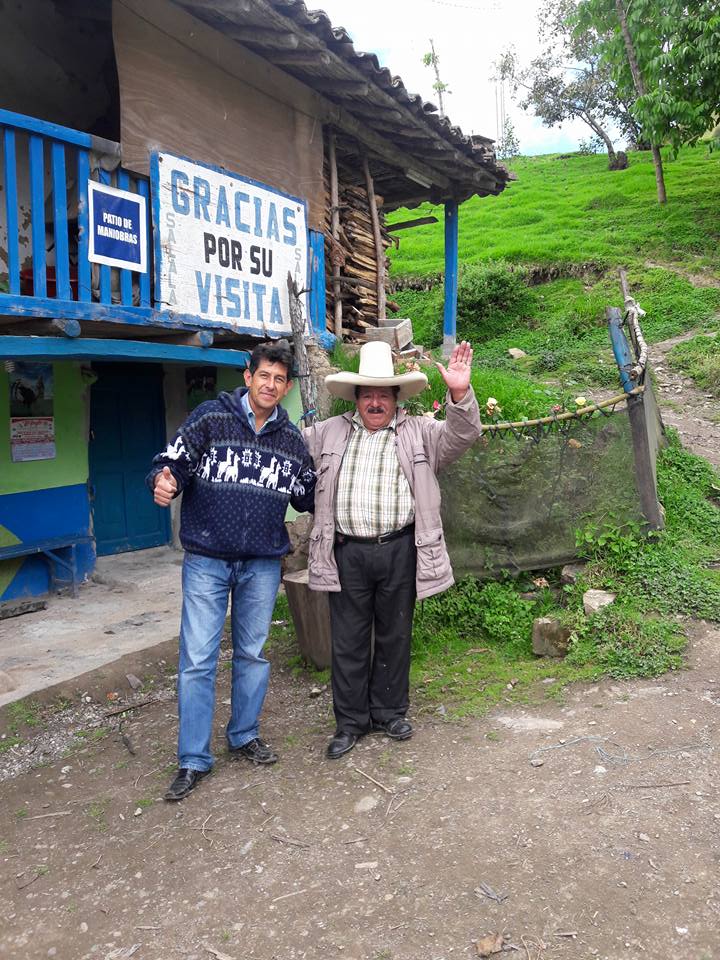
[335,413,415,537]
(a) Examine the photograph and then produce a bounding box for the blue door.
[89,363,171,556]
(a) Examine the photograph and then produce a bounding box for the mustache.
[366,405,386,413]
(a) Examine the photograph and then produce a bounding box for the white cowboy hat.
[324,341,428,402]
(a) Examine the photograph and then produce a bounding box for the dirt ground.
[1,618,719,960]
[1,334,719,960]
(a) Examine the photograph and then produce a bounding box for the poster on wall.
[151,152,307,335]
[9,362,55,461]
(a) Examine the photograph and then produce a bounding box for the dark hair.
[249,339,295,378]
[354,385,400,399]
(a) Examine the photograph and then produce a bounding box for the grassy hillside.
[388,146,720,277]
[386,147,720,393]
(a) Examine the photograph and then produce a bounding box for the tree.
[577,0,720,202]
[423,39,451,118]
[496,116,520,160]
[498,0,636,170]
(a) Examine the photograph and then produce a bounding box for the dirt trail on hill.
[650,331,720,469]
[1,336,720,960]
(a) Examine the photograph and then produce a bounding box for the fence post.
[606,306,664,530]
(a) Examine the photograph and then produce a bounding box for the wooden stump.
[282,568,332,670]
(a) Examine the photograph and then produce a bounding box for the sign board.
[152,152,307,334]
[88,181,147,272]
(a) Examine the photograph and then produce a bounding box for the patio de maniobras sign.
[151,152,308,336]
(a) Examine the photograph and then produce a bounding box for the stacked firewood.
[323,174,393,335]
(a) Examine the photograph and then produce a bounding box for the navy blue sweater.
[146,389,315,560]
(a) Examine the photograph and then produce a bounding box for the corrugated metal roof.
[174,0,509,206]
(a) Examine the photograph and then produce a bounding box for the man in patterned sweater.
[147,340,315,801]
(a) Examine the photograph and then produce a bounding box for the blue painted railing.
[0,108,151,312]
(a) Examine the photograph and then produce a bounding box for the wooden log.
[287,272,317,426]
[386,216,439,232]
[328,133,343,339]
[283,569,331,670]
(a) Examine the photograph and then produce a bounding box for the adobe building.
[0,0,508,603]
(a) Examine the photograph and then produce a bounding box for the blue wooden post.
[308,229,326,336]
[3,128,20,295]
[51,142,72,301]
[117,170,134,306]
[443,200,459,357]
[98,169,112,304]
[137,178,151,307]
[77,149,91,302]
[29,135,47,298]
[607,306,636,393]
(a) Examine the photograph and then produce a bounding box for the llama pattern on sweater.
[195,445,304,495]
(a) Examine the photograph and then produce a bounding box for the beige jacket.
[303,388,482,600]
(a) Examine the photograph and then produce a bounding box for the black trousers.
[329,530,417,735]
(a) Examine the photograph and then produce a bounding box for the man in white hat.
[304,340,481,759]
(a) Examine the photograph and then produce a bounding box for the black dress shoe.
[229,737,278,765]
[326,730,358,760]
[164,767,209,802]
[373,718,413,741]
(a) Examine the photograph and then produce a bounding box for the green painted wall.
[0,363,88,495]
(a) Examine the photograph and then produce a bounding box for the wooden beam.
[269,50,333,68]
[157,330,214,347]
[312,80,371,98]
[386,216,439,232]
[229,27,300,49]
[362,156,386,321]
[1,318,81,337]
[328,133,343,339]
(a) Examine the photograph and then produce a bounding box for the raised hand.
[154,465,178,507]
[435,340,473,402]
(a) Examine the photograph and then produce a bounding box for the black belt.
[335,524,415,546]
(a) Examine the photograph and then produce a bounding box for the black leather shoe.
[326,730,358,760]
[229,737,278,765]
[164,767,209,802]
[373,718,413,741]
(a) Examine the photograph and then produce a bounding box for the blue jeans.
[177,552,281,771]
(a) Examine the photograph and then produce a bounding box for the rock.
[0,670,17,694]
[283,514,313,574]
[530,757,544,767]
[583,589,617,615]
[126,673,143,690]
[508,348,527,360]
[532,617,572,658]
[475,932,505,957]
[561,561,587,585]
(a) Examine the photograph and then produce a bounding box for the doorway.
[89,362,170,555]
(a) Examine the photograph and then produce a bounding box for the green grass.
[394,266,720,390]
[408,431,719,714]
[6,700,42,733]
[387,147,720,390]
[388,147,720,277]
[0,735,22,753]
[667,334,720,396]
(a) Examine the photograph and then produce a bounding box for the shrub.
[456,261,535,343]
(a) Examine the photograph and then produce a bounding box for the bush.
[456,261,535,343]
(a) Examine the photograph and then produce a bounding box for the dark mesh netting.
[440,381,665,577]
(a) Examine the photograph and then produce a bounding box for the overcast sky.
[313,0,589,155]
